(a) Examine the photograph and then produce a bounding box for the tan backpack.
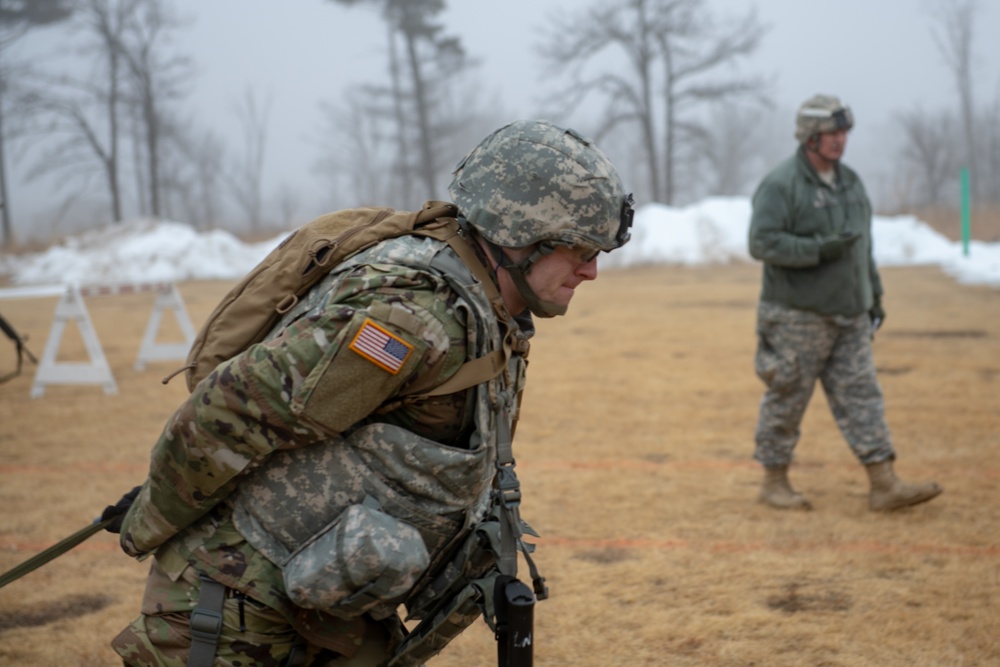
[169,200,507,394]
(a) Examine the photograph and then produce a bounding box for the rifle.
[495,575,535,667]
[0,312,38,383]
[0,486,139,589]
[0,517,113,589]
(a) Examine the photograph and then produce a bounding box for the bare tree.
[0,0,71,27]
[221,88,271,232]
[24,0,137,226]
[328,0,478,200]
[116,0,192,219]
[537,0,769,205]
[314,95,399,208]
[16,0,195,232]
[691,103,779,198]
[0,0,73,247]
[161,120,225,229]
[983,96,1000,208]
[930,0,979,198]
[276,182,299,229]
[896,108,961,208]
[385,20,412,205]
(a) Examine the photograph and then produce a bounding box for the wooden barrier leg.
[134,283,196,370]
[30,286,117,398]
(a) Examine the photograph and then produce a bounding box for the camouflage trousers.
[753,301,894,468]
[111,559,392,667]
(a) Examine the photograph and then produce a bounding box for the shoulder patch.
[349,319,413,374]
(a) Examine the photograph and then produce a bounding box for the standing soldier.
[747,94,942,512]
[103,119,634,665]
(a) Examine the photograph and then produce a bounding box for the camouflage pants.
[753,301,894,468]
[111,559,392,667]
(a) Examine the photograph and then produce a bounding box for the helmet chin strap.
[485,240,568,318]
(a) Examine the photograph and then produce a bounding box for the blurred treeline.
[0,0,997,248]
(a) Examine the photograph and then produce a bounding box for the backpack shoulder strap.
[411,221,512,397]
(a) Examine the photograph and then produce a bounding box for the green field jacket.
[748,147,883,317]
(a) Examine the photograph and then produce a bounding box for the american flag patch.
[349,319,413,374]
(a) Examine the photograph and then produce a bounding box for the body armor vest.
[227,232,528,624]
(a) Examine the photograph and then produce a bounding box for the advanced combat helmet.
[448,119,633,318]
[794,94,854,144]
[448,119,633,253]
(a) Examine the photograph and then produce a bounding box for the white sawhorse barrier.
[0,281,196,398]
[134,283,197,370]
[32,284,117,397]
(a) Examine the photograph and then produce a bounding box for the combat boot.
[865,460,942,511]
[758,465,813,510]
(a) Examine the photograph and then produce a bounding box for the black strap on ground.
[0,517,113,589]
[0,311,38,383]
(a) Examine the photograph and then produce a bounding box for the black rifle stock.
[495,576,535,667]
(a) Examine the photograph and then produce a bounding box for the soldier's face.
[512,244,600,311]
[816,128,848,162]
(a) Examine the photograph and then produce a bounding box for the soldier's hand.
[100,486,141,534]
[818,232,861,262]
[869,297,886,331]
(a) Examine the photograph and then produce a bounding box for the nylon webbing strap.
[188,573,226,667]
[411,218,503,305]
[494,412,521,577]
[409,220,514,398]
[0,518,112,589]
[422,348,505,397]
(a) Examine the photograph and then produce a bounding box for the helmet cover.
[795,94,854,144]
[448,120,631,252]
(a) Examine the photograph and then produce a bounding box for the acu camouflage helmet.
[795,94,854,144]
[448,120,633,253]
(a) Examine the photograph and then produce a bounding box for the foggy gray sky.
[7,0,1000,240]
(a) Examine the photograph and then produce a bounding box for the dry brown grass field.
[0,263,997,666]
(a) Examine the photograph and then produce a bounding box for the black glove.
[100,486,141,534]
[869,296,885,331]
[818,232,860,262]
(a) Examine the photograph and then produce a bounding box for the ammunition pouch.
[283,503,430,619]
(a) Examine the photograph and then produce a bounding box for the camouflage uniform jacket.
[748,146,884,318]
[118,230,530,650]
